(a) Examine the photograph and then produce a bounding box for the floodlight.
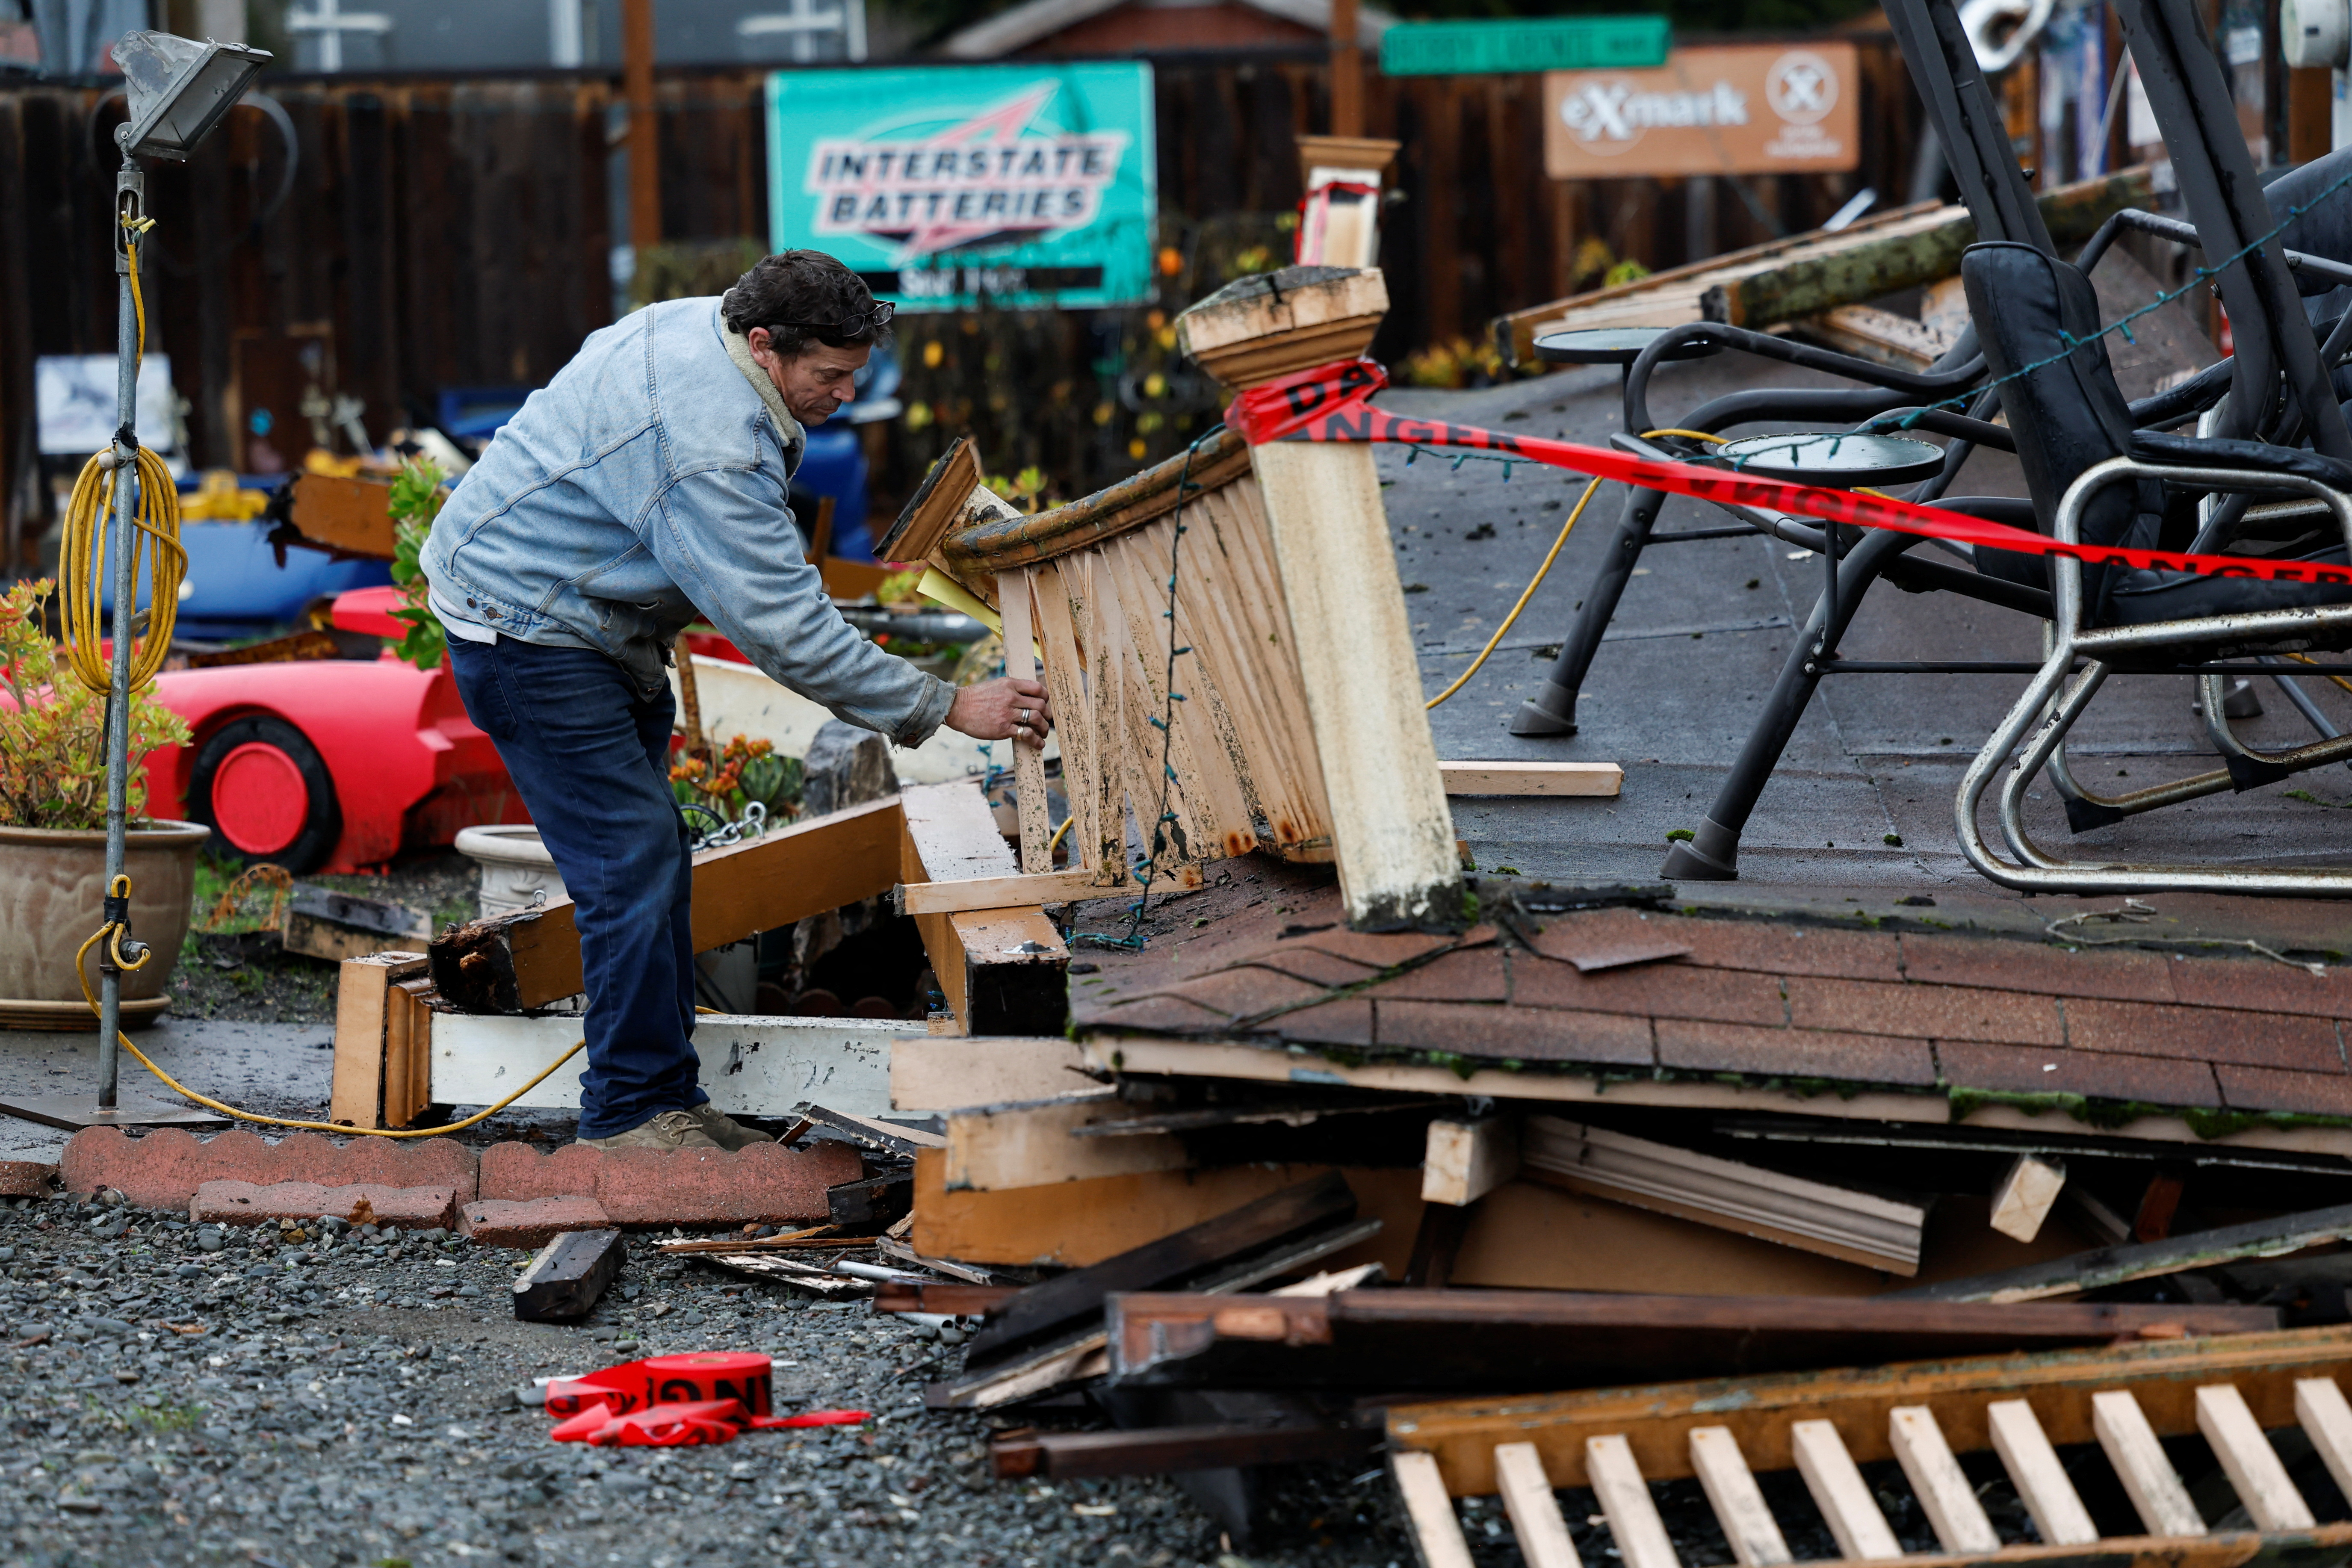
[113,29,271,161]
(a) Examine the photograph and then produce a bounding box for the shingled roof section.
[1065,870,2352,1129]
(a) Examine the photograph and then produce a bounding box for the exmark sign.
[1542,44,1859,180]
[766,63,1156,312]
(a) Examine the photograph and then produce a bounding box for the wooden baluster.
[1586,1433,1682,1568]
[2295,1376,2352,1512]
[1495,1441,1583,1568]
[1391,1451,1474,1568]
[1790,1420,1903,1561]
[2092,1389,2207,1537]
[1890,1405,2000,1553]
[1987,1399,2099,1546]
[1687,1426,1791,1566]
[2196,1384,2315,1530]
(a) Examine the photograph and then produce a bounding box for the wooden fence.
[0,43,1923,566]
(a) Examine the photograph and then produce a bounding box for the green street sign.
[1378,15,1671,77]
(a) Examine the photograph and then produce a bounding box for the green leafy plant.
[670,734,804,827]
[0,579,192,831]
[386,459,449,670]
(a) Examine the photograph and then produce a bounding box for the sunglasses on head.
[779,301,895,335]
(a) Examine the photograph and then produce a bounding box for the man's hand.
[947,676,1053,747]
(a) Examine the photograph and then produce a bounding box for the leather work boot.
[576,1108,721,1151]
[686,1104,775,1151]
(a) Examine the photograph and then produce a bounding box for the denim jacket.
[420,296,955,747]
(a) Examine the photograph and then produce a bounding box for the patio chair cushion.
[1963,240,2352,635]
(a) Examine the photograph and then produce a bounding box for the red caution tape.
[543,1352,872,1447]
[1228,359,2352,588]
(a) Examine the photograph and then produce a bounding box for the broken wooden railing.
[883,264,1467,930]
[1386,1323,2352,1568]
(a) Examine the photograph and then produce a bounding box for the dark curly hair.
[722,250,890,357]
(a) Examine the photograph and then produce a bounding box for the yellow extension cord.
[63,227,592,1138]
[1422,429,1725,710]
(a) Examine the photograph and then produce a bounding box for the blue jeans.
[446,638,705,1138]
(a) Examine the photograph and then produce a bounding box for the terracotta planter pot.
[0,820,208,1030]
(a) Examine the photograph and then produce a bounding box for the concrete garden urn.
[0,820,208,1029]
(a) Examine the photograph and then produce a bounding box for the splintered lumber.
[1103,1288,2273,1392]
[997,568,1053,874]
[511,1229,625,1323]
[886,1035,1092,1114]
[1706,165,2155,331]
[873,1280,1019,1317]
[1384,1326,2352,1500]
[1990,1154,2067,1244]
[1440,761,1622,797]
[1785,304,1957,372]
[1520,1116,1928,1274]
[943,1091,1188,1191]
[1421,1117,1520,1207]
[935,1170,1368,1409]
[894,863,1197,915]
[1889,1201,2352,1303]
[1178,266,1462,927]
[284,886,430,964]
[896,780,1068,1034]
[991,1420,1375,1480]
[790,1104,945,1156]
[425,795,904,1012]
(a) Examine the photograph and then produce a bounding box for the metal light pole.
[0,31,269,1134]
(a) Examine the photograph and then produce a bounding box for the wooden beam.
[898,780,1068,1034]
[329,951,428,1129]
[887,1035,1093,1113]
[943,1092,1189,1192]
[1990,1154,2067,1244]
[1421,1117,1520,1208]
[894,864,1197,916]
[992,1421,1374,1479]
[1890,1201,2352,1303]
[621,0,658,251]
[1384,1326,2352,1501]
[1441,760,1623,797]
[430,795,905,1012]
[1179,268,1462,928]
[511,1229,624,1322]
[1521,1115,1928,1274]
[383,977,435,1130]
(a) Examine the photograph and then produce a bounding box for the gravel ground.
[0,1189,1419,1568]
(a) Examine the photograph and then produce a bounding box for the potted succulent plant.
[0,579,204,1028]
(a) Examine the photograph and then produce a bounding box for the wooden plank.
[1384,1326,2352,1501]
[1586,1433,1681,1568]
[898,781,1069,1034]
[1889,1405,2000,1554]
[992,1421,1374,1480]
[1439,761,1624,798]
[286,471,397,558]
[1990,1155,2068,1244]
[1986,1399,2099,1546]
[1687,1427,1790,1567]
[2195,1383,2314,1530]
[1890,1202,2352,1303]
[1494,1441,1581,1568]
[330,952,427,1129]
[1029,559,1102,875]
[511,1229,624,1322]
[2093,1389,2207,1538]
[943,1092,1190,1192]
[1521,1116,1927,1275]
[384,978,435,1130]
[895,863,1202,915]
[998,569,1054,874]
[1393,1450,1476,1568]
[1790,1420,1902,1561]
[872,1281,1019,1316]
[437,795,905,1011]
[791,1104,945,1154]
[2293,1376,2352,1511]
[1422,1117,1520,1207]
[888,1035,1093,1113]
[1104,1289,2273,1395]
[960,1170,1359,1371]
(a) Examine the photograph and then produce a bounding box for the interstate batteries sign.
[765,63,1156,311]
[1542,43,1858,179]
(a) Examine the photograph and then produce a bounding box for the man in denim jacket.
[422,251,1049,1150]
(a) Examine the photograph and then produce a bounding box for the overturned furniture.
[881,265,1465,931]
